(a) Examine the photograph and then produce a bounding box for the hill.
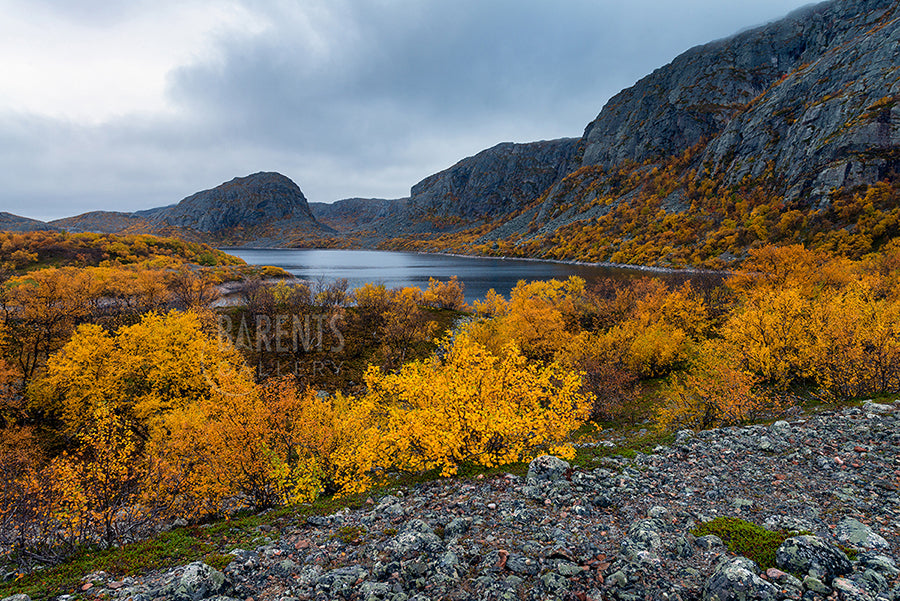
[44,172,335,246]
[0,212,55,233]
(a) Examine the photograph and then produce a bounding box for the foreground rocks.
[9,401,900,601]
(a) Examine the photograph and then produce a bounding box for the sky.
[0,0,815,222]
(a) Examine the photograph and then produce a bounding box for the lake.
[224,248,648,303]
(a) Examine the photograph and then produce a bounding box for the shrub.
[335,334,592,492]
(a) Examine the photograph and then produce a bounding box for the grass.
[692,517,791,570]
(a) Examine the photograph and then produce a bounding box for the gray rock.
[1,595,31,601]
[385,519,443,556]
[621,518,663,559]
[695,535,725,552]
[859,552,900,577]
[862,401,894,414]
[443,517,470,539]
[526,455,570,484]
[702,556,779,601]
[776,535,852,583]
[173,562,228,601]
[675,429,694,444]
[762,515,815,534]
[315,565,369,597]
[802,575,831,594]
[771,420,792,437]
[831,577,877,600]
[834,518,890,551]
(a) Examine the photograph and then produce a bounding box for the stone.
[834,518,890,551]
[702,556,779,601]
[776,535,852,583]
[802,575,831,594]
[173,562,228,601]
[526,455,570,484]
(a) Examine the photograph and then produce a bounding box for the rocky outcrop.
[576,0,900,205]
[154,172,330,234]
[309,198,407,233]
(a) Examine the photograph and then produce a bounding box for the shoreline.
[220,245,731,277]
[415,250,731,276]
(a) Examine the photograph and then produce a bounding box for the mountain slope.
[404,138,580,227]
[47,172,334,245]
[450,0,900,267]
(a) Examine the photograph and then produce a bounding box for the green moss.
[692,517,788,570]
[331,525,366,545]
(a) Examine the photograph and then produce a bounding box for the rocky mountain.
[153,172,326,234]
[309,198,407,233]
[38,172,335,245]
[457,0,900,267]
[405,139,580,226]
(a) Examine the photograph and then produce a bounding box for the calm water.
[224,249,646,303]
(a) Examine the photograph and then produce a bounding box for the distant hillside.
[45,172,335,246]
[0,212,55,233]
[51,211,148,233]
[152,172,327,234]
[309,198,407,233]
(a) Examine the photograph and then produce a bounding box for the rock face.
[156,172,326,234]
[576,0,900,203]
[405,139,580,225]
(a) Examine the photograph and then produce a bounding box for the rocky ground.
[7,400,900,601]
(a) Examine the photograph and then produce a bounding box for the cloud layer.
[0,0,813,221]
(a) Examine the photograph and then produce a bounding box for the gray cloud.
[1,0,814,221]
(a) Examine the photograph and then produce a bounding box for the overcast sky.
[1,0,815,221]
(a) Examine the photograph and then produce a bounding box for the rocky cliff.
[467,0,900,266]
[405,138,580,226]
[575,0,900,202]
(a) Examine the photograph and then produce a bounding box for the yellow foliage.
[657,340,774,430]
[34,310,254,438]
[423,276,468,311]
[805,283,900,399]
[720,286,815,388]
[336,334,592,492]
[466,277,586,360]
